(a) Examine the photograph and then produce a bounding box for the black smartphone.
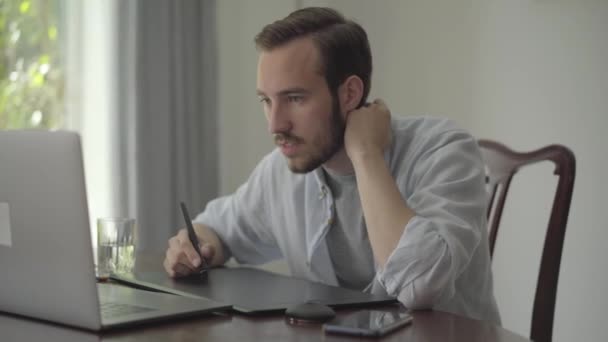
[323,309,413,337]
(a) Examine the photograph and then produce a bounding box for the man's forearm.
[351,150,415,267]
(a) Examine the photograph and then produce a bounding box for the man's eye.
[287,96,303,103]
[259,97,270,104]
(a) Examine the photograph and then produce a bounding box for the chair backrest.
[478,139,576,342]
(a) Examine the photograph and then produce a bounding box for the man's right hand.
[163,224,222,278]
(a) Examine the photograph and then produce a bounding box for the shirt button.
[319,186,327,199]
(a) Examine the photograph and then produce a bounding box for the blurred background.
[1,1,606,340]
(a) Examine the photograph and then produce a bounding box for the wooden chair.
[478,140,576,342]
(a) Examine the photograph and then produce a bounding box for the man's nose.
[267,104,292,134]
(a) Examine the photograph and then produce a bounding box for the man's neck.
[322,147,355,175]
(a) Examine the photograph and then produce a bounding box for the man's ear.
[338,75,364,114]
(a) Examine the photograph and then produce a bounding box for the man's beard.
[274,97,345,174]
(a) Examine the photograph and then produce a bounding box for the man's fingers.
[173,263,196,277]
[165,259,194,278]
[164,228,213,278]
[164,248,198,278]
[163,256,173,276]
[163,256,181,278]
[166,237,199,268]
[176,251,198,271]
[182,241,202,267]
[200,243,215,266]
[372,98,387,109]
[175,229,202,267]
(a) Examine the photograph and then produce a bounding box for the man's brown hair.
[255,7,372,107]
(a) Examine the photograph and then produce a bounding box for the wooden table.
[1,253,531,341]
[1,308,530,342]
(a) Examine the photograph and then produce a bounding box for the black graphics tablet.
[112,267,396,314]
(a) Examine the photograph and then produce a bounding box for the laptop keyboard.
[100,302,155,318]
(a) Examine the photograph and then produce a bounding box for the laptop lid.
[0,131,102,329]
[0,131,229,331]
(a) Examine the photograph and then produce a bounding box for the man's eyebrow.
[256,88,310,97]
[278,88,310,96]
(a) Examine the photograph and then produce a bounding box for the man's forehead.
[257,37,324,86]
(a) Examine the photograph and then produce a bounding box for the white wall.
[304,0,474,123]
[216,1,296,194]
[471,1,608,341]
[214,1,608,341]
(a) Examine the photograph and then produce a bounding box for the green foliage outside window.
[0,0,64,129]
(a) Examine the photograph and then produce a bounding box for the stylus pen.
[180,202,209,273]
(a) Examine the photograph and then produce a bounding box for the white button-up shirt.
[195,116,501,324]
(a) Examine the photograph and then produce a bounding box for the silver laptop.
[0,130,230,331]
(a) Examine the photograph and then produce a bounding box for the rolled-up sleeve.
[377,130,487,309]
[194,155,281,265]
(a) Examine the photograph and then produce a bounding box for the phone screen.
[323,309,413,337]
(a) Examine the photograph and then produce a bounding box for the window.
[1,0,118,238]
[0,0,65,129]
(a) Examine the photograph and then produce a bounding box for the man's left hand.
[344,98,392,161]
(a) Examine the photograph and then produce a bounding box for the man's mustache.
[273,133,303,145]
